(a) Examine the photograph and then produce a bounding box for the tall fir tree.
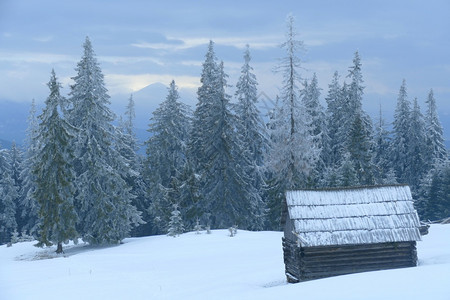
[234,45,267,230]
[347,112,375,185]
[416,90,448,219]
[424,89,447,169]
[188,40,219,172]
[391,80,411,184]
[323,71,343,170]
[68,37,142,244]
[189,43,258,229]
[345,51,375,185]
[337,152,359,187]
[20,99,40,236]
[204,60,257,229]
[266,15,318,229]
[146,80,191,233]
[407,98,428,189]
[117,95,150,237]
[301,73,326,182]
[373,106,396,184]
[421,161,450,221]
[0,147,18,245]
[32,70,78,253]
[9,142,25,232]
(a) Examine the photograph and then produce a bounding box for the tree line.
[0,16,448,249]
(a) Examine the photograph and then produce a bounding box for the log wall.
[282,238,417,283]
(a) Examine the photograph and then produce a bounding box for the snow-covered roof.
[286,185,421,247]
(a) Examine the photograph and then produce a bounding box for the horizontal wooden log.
[300,257,416,272]
[301,249,415,264]
[301,242,415,255]
[300,262,416,281]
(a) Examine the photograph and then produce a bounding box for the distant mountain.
[110,82,196,144]
[0,100,30,146]
[0,138,13,149]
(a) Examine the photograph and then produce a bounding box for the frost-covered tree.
[234,45,267,229]
[266,15,318,228]
[146,80,191,233]
[301,73,325,181]
[345,52,375,185]
[267,14,318,188]
[188,42,258,229]
[323,71,343,171]
[68,37,142,244]
[424,89,447,169]
[337,152,359,187]
[167,204,184,237]
[8,142,24,231]
[20,99,40,236]
[197,58,257,229]
[32,70,78,253]
[0,148,18,245]
[373,106,396,184]
[420,161,450,221]
[117,95,149,237]
[347,112,375,185]
[188,40,219,172]
[407,98,428,189]
[391,80,411,184]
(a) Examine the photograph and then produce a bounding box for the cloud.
[0,51,76,64]
[32,35,53,42]
[104,73,200,95]
[99,55,165,66]
[132,35,281,51]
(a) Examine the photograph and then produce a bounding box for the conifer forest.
[0,16,448,250]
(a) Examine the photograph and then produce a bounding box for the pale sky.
[1,0,449,137]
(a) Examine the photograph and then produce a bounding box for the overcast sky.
[1,0,449,130]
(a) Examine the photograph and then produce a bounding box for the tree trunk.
[56,242,63,254]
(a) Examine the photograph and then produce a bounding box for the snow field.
[1,225,449,300]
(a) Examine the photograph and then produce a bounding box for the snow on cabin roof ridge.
[286,185,413,206]
[285,185,421,247]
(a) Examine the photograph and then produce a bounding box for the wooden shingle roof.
[285,185,421,247]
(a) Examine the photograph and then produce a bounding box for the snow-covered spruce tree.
[234,45,267,230]
[347,113,375,185]
[424,89,447,169]
[266,15,319,229]
[167,204,184,237]
[416,90,448,219]
[407,98,428,190]
[189,42,258,229]
[337,152,359,187]
[68,37,142,245]
[32,70,78,253]
[391,80,411,184]
[0,147,18,245]
[345,51,375,185]
[146,80,191,233]
[117,96,150,237]
[19,99,40,237]
[323,71,343,172]
[301,73,326,183]
[421,161,450,221]
[8,142,25,232]
[188,40,219,173]
[202,59,257,229]
[373,106,396,184]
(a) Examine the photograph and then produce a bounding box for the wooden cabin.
[282,185,421,283]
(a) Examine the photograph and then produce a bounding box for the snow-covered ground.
[1,225,449,300]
